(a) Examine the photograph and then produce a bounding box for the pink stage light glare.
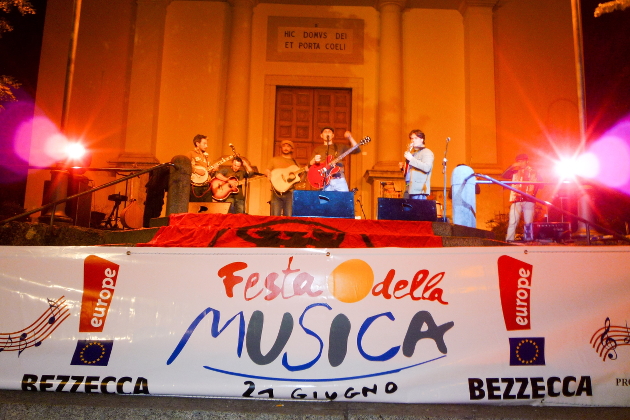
[575,153,599,179]
[15,116,68,167]
[555,153,600,180]
[589,134,630,188]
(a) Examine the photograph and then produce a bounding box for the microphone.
[229,143,233,147]
[446,137,451,142]
[380,181,387,186]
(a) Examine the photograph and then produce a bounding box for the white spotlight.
[64,142,86,161]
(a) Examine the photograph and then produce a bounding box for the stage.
[138,213,495,248]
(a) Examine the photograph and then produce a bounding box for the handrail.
[0,163,174,226]
[472,173,630,245]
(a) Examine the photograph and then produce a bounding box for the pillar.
[374,0,406,171]
[120,0,171,165]
[461,0,499,170]
[222,0,257,156]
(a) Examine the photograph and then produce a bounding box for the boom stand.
[441,137,450,222]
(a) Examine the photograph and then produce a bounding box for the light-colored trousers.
[506,201,535,241]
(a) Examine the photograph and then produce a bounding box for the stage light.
[555,158,579,180]
[555,153,600,181]
[64,142,87,162]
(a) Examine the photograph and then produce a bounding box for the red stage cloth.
[138,213,443,248]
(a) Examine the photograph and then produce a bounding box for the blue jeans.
[323,177,349,192]
[270,190,293,216]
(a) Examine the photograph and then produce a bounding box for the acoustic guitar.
[269,165,308,193]
[120,198,143,229]
[211,174,264,201]
[307,136,371,189]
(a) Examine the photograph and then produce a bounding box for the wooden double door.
[274,87,352,190]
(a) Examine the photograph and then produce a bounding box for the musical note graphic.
[600,318,617,360]
[0,335,12,353]
[18,333,28,357]
[0,296,70,357]
[590,316,630,361]
[46,298,58,324]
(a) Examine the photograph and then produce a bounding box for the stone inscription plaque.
[267,16,364,64]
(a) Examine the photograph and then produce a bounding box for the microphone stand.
[441,137,450,222]
[352,188,366,219]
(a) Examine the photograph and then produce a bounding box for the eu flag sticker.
[509,337,545,366]
[70,340,114,366]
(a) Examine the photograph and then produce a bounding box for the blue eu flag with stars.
[509,337,545,366]
[70,340,114,366]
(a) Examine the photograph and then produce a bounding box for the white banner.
[1,246,629,406]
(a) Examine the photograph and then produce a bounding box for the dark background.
[0,0,47,215]
[580,0,630,233]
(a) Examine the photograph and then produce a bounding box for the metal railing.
[0,163,173,227]
[473,173,630,245]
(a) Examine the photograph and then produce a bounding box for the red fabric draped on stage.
[138,213,443,248]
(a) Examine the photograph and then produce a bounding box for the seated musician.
[214,157,254,214]
[187,134,214,202]
[309,127,359,191]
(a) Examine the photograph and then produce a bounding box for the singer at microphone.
[401,129,434,200]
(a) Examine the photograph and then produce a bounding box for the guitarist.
[186,134,214,202]
[265,139,298,216]
[309,127,360,191]
[214,157,254,214]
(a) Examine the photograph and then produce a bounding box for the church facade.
[24,0,582,225]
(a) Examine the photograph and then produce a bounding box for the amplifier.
[533,222,570,241]
[377,198,437,221]
[292,191,355,218]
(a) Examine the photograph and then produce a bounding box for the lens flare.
[575,153,599,179]
[64,142,86,161]
[589,135,630,188]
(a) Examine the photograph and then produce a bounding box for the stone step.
[1,390,629,420]
[0,220,500,247]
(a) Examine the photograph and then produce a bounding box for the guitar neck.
[209,154,235,171]
[327,144,359,168]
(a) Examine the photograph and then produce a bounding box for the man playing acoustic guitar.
[266,139,299,216]
[213,157,254,214]
[309,127,360,191]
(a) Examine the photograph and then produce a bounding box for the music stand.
[102,193,127,229]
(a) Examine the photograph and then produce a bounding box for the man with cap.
[309,127,360,191]
[501,153,542,242]
[266,139,299,216]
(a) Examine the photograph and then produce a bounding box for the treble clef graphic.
[600,317,618,360]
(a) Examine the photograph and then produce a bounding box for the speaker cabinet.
[533,222,571,241]
[377,197,437,221]
[188,202,231,214]
[292,190,355,218]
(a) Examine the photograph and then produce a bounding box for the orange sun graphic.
[328,259,374,303]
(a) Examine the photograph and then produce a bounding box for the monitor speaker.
[188,202,231,214]
[533,222,571,241]
[377,197,437,221]
[291,190,355,218]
